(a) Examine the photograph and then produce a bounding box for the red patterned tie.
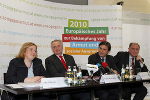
[59,56,68,70]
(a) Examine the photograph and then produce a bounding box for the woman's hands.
[24,76,44,83]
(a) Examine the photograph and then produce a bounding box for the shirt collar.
[129,55,135,59]
[56,54,63,58]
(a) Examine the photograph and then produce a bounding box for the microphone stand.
[106,67,115,74]
[90,70,94,80]
[99,68,104,81]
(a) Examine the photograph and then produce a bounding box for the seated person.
[45,40,90,100]
[88,41,120,100]
[114,42,148,100]
[2,42,49,100]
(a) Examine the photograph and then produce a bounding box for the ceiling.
[88,0,150,14]
[45,0,150,14]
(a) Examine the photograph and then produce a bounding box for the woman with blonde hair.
[6,42,45,84]
[3,42,49,100]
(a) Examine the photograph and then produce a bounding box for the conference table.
[0,78,150,100]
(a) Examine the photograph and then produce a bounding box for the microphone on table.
[101,62,114,74]
[96,63,105,75]
[86,64,98,76]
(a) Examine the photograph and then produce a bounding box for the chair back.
[3,73,6,84]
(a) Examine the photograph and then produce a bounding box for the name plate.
[100,74,121,83]
[41,77,68,88]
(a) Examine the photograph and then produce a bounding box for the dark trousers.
[1,91,14,100]
[58,92,91,100]
[95,87,120,100]
[122,83,147,100]
[1,91,50,100]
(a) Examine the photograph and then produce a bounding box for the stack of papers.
[18,83,41,88]
[6,83,41,89]
[6,77,68,89]
[6,84,23,88]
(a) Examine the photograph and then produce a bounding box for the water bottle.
[121,65,125,81]
[67,66,73,85]
[129,65,134,81]
[124,65,130,81]
[77,66,82,85]
[73,66,77,85]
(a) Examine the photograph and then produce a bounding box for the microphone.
[136,56,145,65]
[101,62,114,74]
[96,63,105,75]
[139,59,145,65]
[86,64,98,76]
[96,63,105,71]
[96,63,101,68]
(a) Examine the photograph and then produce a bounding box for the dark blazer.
[5,58,46,84]
[88,52,119,74]
[88,52,120,100]
[45,54,76,77]
[114,51,148,74]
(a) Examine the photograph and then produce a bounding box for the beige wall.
[88,0,150,14]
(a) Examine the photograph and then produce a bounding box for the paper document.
[6,84,24,88]
[18,82,41,88]
[138,72,150,80]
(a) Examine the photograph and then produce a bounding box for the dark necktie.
[59,56,68,70]
[101,57,104,62]
[132,57,135,74]
[132,57,135,67]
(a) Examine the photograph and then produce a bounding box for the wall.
[0,0,122,83]
[122,11,150,69]
[88,0,150,69]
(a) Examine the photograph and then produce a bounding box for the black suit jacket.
[114,51,148,74]
[6,58,46,84]
[45,54,76,77]
[88,52,119,75]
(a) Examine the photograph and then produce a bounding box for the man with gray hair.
[114,42,148,100]
[45,40,90,100]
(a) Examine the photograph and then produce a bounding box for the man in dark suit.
[45,40,90,100]
[45,42,76,77]
[114,42,148,100]
[88,41,120,100]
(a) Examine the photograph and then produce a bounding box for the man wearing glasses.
[114,42,148,100]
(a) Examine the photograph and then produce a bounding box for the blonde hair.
[16,42,37,58]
